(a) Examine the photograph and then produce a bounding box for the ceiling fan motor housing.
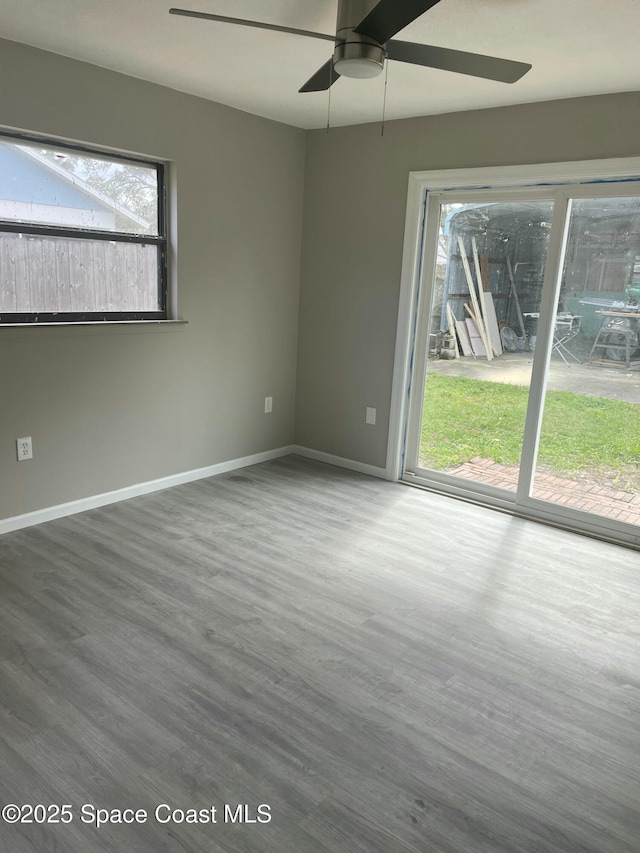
[334,0,385,78]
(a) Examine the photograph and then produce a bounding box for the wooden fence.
[0,232,159,313]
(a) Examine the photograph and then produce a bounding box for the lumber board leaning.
[480,254,491,292]
[464,302,478,323]
[458,236,492,360]
[483,292,503,356]
[507,256,528,341]
[472,237,497,357]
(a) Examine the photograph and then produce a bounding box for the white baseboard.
[0,444,390,537]
[0,445,296,536]
[292,445,387,479]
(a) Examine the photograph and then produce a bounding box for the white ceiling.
[1,0,639,129]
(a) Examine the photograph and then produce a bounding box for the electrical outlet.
[264,396,273,414]
[17,436,33,461]
[366,407,376,425]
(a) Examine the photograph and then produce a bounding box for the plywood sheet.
[454,318,474,357]
[465,318,486,357]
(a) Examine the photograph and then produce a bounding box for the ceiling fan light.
[334,56,384,78]
[333,40,385,79]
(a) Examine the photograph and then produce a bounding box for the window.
[0,132,166,323]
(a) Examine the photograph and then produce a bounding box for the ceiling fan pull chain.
[381,56,389,136]
[326,63,333,133]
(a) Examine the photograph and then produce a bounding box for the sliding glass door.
[534,195,640,526]
[408,191,554,493]
[403,179,640,543]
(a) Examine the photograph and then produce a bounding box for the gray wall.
[296,92,640,469]
[2,38,639,523]
[0,39,305,520]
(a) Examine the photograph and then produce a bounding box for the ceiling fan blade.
[386,40,532,83]
[299,60,341,93]
[169,8,335,42]
[354,0,443,44]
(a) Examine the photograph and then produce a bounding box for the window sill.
[0,319,187,328]
[0,319,187,339]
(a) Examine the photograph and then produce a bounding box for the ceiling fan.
[169,0,531,93]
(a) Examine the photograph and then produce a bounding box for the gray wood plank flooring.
[0,455,639,852]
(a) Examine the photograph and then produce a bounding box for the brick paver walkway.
[449,457,640,525]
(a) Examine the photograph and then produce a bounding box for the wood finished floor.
[0,455,639,853]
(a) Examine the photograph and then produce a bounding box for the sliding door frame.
[388,158,640,549]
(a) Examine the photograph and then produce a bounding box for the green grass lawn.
[421,374,640,491]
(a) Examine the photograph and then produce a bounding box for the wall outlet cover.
[17,436,33,461]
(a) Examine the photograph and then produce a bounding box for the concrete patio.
[428,350,640,404]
